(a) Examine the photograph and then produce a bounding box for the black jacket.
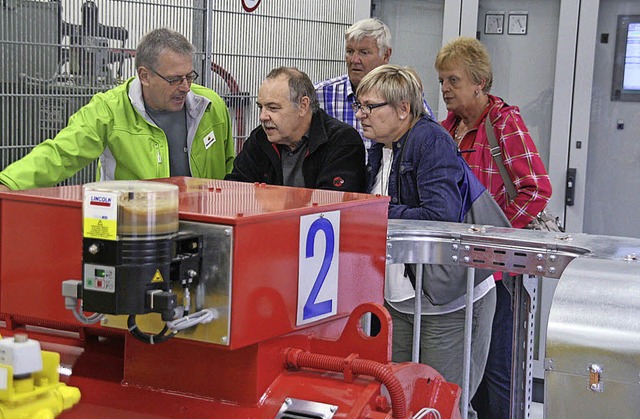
[225,109,366,192]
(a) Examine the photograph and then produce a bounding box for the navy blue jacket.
[368,115,486,222]
[367,115,510,305]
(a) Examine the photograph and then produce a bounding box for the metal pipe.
[202,0,214,87]
[461,267,475,419]
[412,265,423,363]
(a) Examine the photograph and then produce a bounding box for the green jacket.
[0,77,235,189]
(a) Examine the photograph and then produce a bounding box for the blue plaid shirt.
[315,74,435,159]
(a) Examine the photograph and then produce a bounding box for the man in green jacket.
[0,28,235,191]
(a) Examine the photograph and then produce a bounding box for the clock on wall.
[484,12,505,35]
[508,13,528,35]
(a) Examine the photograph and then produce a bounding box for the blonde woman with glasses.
[355,64,510,418]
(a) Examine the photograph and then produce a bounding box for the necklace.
[454,124,468,144]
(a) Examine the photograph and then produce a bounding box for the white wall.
[374,0,559,168]
[478,0,560,169]
[372,0,445,118]
[584,0,640,237]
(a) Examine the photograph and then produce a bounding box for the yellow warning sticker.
[151,269,164,283]
[83,191,118,240]
[83,218,118,240]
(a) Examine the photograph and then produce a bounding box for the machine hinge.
[588,363,604,392]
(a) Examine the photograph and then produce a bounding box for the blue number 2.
[303,217,334,320]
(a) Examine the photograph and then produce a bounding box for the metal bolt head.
[468,225,484,233]
[548,267,556,274]
[589,364,602,373]
[463,256,470,263]
[536,265,544,273]
[544,358,554,371]
[464,245,470,251]
[549,255,557,262]
[452,255,458,262]
[536,253,544,260]
[88,243,99,255]
[452,244,459,250]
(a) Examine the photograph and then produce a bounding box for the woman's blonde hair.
[356,64,425,120]
[435,36,493,93]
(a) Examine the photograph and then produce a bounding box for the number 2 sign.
[297,211,340,325]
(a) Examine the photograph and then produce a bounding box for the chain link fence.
[0,0,355,185]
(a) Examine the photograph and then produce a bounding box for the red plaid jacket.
[441,95,552,229]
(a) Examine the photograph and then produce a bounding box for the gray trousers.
[385,287,496,419]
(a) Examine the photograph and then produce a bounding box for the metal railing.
[386,219,640,418]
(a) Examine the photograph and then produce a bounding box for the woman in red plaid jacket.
[436,36,552,419]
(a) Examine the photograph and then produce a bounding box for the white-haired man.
[315,18,434,158]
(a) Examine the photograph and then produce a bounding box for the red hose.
[211,62,246,151]
[282,347,408,419]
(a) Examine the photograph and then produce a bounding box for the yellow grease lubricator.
[81,181,181,319]
[0,333,81,418]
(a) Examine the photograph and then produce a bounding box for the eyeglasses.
[150,69,199,86]
[352,101,388,116]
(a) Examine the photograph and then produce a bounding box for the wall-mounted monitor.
[612,15,640,101]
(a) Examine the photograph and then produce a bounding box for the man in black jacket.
[225,67,366,192]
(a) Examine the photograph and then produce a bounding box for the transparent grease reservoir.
[83,181,179,240]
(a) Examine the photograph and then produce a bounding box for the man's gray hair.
[345,18,392,57]
[266,67,319,112]
[136,28,194,70]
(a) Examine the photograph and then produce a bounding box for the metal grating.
[0,0,355,186]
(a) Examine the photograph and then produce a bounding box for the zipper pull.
[155,144,162,164]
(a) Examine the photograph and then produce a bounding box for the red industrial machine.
[0,178,460,418]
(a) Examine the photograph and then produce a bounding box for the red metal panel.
[0,190,82,324]
[227,197,387,349]
[1,180,462,419]
[165,177,387,226]
[0,180,388,336]
[61,364,459,418]
[57,303,460,418]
